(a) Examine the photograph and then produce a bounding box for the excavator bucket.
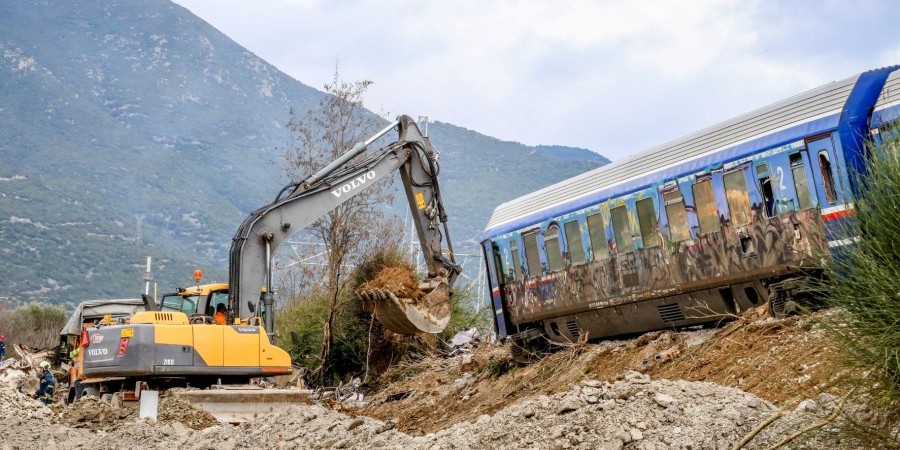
[357,278,452,334]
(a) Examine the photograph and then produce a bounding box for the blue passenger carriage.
[481,66,900,347]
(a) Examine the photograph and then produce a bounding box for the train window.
[818,151,837,204]
[790,153,813,210]
[522,231,543,276]
[610,205,633,253]
[723,170,752,226]
[636,198,659,248]
[510,241,523,281]
[563,220,586,265]
[692,179,720,234]
[586,213,609,260]
[756,164,776,217]
[663,190,690,241]
[544,225,564,272]
[492,246,505,284]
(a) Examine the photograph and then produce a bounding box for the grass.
[812,132,900,447]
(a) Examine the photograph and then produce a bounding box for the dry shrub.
[0,302,67,351]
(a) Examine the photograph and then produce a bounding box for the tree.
[282,69,394,384]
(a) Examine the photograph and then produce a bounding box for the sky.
[174,0,900,162]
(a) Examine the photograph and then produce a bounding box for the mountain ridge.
[0,0,606,306]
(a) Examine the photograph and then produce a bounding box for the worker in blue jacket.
[0,334,6,359]
[32,360,56,405]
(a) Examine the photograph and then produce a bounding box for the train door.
[483,241,509,339]
[807,136,844,208]
[754,163,776,218]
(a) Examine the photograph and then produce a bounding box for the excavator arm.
[228,115,460,340]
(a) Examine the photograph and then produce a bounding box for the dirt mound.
[362,306,848,435]
[157,395,217,430]
[359,266,422,299]
[55,396,136,430]
[50,392,217,432]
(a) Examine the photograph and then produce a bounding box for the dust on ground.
[362,306,848,435]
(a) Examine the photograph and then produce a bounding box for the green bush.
[275,288,369,379]
[275,246,493,386]
[816,133,900,439]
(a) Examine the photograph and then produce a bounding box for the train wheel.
[510,329,550,365]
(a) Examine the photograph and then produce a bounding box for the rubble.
[0,371,782,449]
[0,309,872,448]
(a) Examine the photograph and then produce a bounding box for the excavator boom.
[229,115,460,338]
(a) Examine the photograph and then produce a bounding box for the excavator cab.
[160,283,230,324]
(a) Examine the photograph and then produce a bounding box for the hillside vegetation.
[0,0,606,306]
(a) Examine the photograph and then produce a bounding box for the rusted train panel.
[501,209,826,339]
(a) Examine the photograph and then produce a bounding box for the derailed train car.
[481,66,900,348]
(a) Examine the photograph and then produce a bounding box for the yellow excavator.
[65,115,460,412]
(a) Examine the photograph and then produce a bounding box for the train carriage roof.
[873,70,900,123]
[483,70,877,240]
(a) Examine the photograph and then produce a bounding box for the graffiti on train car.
[501,208,828,324]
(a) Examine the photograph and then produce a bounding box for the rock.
[630,428,644,441]
[817,393,837,410]
[653,393,678,408]
[375,420,396,434]
[722,407,741,420]
[598,438,625,450]
[170,421,189,436]
[557,401,579,415]
[795,399,818,412]
[523,407,535,418]
[624,371,651,384]
[347,418,365,431]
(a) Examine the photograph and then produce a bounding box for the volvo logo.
[331,171,376,198]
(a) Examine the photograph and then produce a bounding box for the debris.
[359,266,423,301]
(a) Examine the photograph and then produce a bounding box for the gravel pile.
[415,370,774,450]
[0,371,780,449]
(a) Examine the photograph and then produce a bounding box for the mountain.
[534,145,610,164]
[0,0,606,308]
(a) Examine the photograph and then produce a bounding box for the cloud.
[175,0,900,160]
